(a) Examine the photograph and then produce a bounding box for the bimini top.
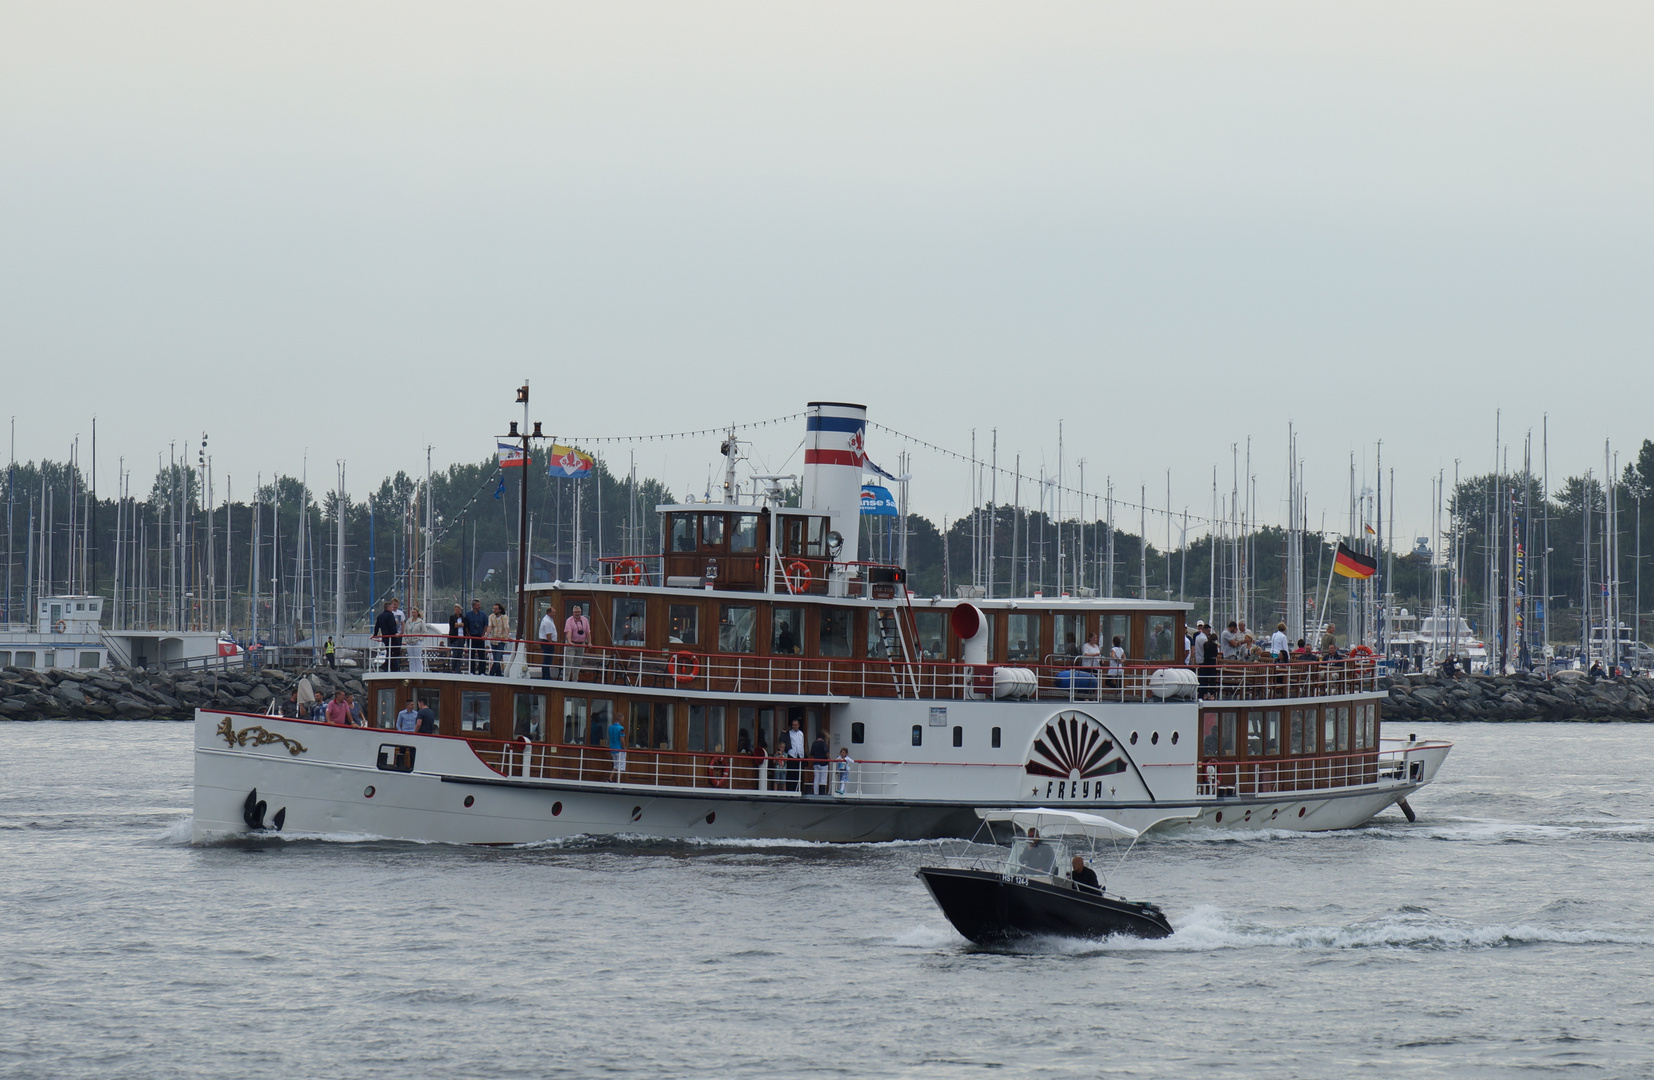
[975,807,1139,840]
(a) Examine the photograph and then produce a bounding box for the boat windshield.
[1005,837,1068,878]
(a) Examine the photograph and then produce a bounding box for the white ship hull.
[192,709,1451,845]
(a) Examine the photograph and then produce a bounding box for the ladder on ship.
[873,599,922,698]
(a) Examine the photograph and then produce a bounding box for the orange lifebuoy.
[707,755,728,788]
[670,651,699,684]
[786,560,812,595]
[614,558,644,586]
[1349,645,1376,660]
[54,619,67,634]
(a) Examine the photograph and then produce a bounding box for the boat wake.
[908,905,1654,955]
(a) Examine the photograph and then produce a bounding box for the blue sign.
[859,485,898,516]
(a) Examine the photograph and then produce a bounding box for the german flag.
[1333,542,1378,580]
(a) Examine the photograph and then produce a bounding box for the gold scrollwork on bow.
[216,717,308,756]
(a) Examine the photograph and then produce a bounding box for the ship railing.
[375,634,1379,703]
[468,737,910,796]
[1195,742,1431,797]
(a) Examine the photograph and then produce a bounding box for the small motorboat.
[915,808,1172,944]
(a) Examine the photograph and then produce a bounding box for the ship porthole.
[1244,810,1251,822]
[1271,807,1279,818]
[464,795,475,808]
[1171,731,1180,744]
[631,806,643,822]
[551,801,563,817]
[705,811,716,825]
[1129,731,1138,745]
[364,785,375,799]
[1151,732,1159,745]
[1215,811,1223,824]
[1298,806,1306,817]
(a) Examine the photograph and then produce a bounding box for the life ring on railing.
[670,651,699,684]
[707,755,728,788]
[54,619,66,634]
[1348,645,1376,662]
[786,561,812,595]
[614,557,644,586]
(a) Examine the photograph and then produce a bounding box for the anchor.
[242,788,287,832]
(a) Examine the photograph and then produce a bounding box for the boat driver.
[1020,828,1056,874]
[1070,855,1102,895]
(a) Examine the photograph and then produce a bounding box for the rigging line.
[552,413,807,446]
[867,421,1219,527]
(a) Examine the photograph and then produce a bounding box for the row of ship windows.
[1201,704,1379,758]
[0,650,101,669]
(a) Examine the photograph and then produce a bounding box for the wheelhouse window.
[669,604,699,645]
[806,517,826,557]
[461,691,492,733]
[1101,614,1132,658]
[772,607,803,655]
[818,608,852,658]
[867,615,891,659]
[700,514,725,549]
[613,598,646,647]
[783,517,806,557]
[719,605,756,652]
[731,514,758,552]
[671,514,696,552]
[914,611,947,660]
[1053,613,1084,659]
[1006,613,1040,662]
[1147,619,1176,662]
[515,694,545,741]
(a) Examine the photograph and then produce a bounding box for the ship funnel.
[802,401,868,552]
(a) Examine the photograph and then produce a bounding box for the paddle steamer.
[193,401,1451,843]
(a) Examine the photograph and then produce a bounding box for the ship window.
[1337,707,1350,752]
[914,611,947,660]
[1302,708,1318,754]
[911,725,923,746]
[700,514,725,549]
[563,696,588,743]
[376,688,397,729]
[612,598,646,647]
[772,606,803,655]
[1323,710,1337,754]
[671,514,696,552]
[461,691,492,733]
[588,698,612,747]
[806,517,826,557]
[12,651,33,668]
[991,726,1002,748]
[688,704,725,753]
[851,721,865,744]
[514,694,545,742]
[1201,713,1218,755]
[952,725,963,748]
[1246,713,1263,756]
[818,608,852,658]
[1290,709,1304,754]
[719,605,756,652]
[1101,615,1132,659]
[731,514,758,552]
[0,652,9,667]
[1264,710,1280,755]
[1006,613,1040,662]
[1220,712,1237,757]
[79,651,100,668]
[669,604,699,645]
[631,701,673,750]
[1053,614,1084,659]
[1147,619,1176,662]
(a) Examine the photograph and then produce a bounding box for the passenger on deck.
[325,690,351,725]
[282,690,301,719]
[607,711,626,782]
[1020,828,1056,874]
[463,599,489,674]
[537,606,559,680]
[396,699,419,733]
[1107,636,1126,689]
[415,698,438,734]
[1070,855,1101,895]
[405,608,430,673]
[347,693,365,727]
[835,746,854,795]
[1080,632,1102,669]
[310,692,327,722]
[563,604,590,681]
[786,718,806,792]
[447,604,467,672]
[775,620,797,655]
[809,730,829,794]
[1221,621,1242,661]
[374,599,402,671]
[1271,622,1290,662]
[487,603,511,677]
[1319,622,1339,660]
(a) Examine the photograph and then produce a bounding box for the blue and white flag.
[859,485,899,516]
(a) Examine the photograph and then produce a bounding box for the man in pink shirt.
[563,603,590,682]
[324,690,352,726]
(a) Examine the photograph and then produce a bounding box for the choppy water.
[2,721,1652,1079]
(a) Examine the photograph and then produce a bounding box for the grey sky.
[3,2,1651,542]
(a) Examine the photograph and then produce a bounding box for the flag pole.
[1318,542,1339,645]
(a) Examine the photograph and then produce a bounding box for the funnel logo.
[847,427,865,461]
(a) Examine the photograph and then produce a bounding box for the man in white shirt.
[1270,622,1290,661]
[1188,621,1209,666]
[537,606,559,681]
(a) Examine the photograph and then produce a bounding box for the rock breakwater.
[0,665,366,722]
[1380,672,1654,723]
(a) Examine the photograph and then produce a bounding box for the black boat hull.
[916,866,1172,943]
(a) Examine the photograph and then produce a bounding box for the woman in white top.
[1107,635,1126,689]
[404,608,430,673]
[1079,632,1102,668]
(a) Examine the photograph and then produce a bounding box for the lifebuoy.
[786,560,812,595]
[670,651,699,684]
[1349,645,1376,660]
[53,619,67,634]
[614,558,643,586]
[707,755,728,788]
